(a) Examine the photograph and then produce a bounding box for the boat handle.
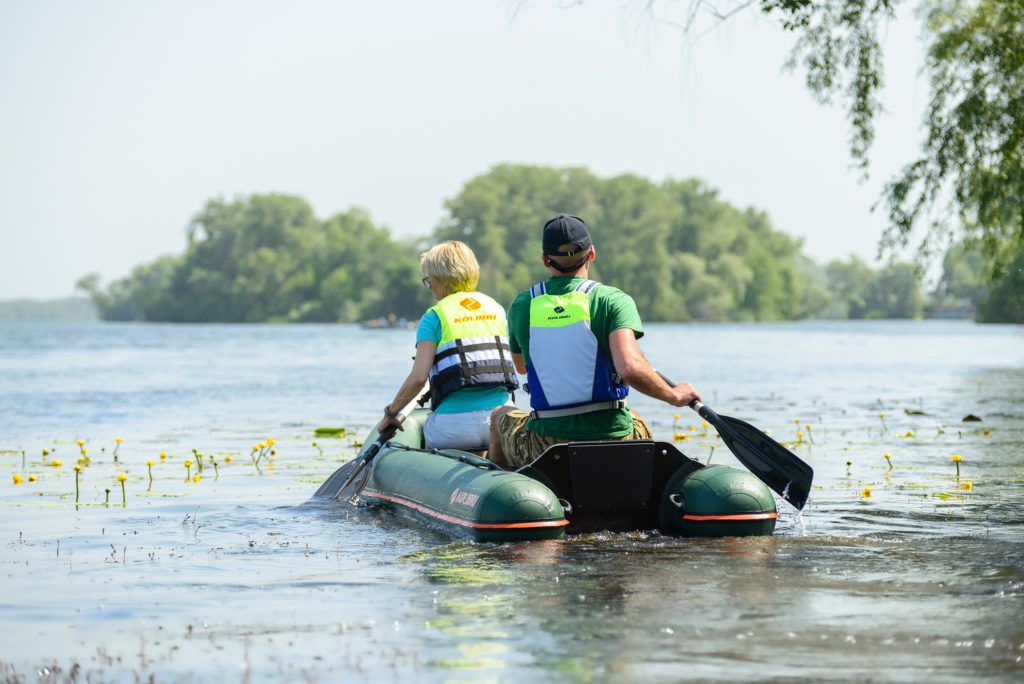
[558,498,572,515]
[668,493,685,510]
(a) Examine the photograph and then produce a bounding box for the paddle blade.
[313,460,357,499]
[716,414,813,509]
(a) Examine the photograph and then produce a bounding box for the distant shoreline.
[0,296,96,321]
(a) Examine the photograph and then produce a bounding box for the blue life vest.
[525,279,628,419]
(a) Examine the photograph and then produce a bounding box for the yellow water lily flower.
[12,474,23,485]
[266,438,275,446]
[184,460,193,468]
[192,474,201,483]
[861,486,872,498]
[224,456,232,463]
[951,454,962,462]
[28,474,37,482]
[117,473,127,482]
[146,459,154,467]
[961,482,973,491]
[114,437,123,444]
[51,459,62,468]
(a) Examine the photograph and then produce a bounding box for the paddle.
[328,384,431,504]
[658,373,813,509]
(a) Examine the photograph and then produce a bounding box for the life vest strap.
[530,399,626,419]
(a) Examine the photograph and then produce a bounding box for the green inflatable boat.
[313,408,779,542]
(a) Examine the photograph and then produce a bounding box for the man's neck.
[549,267,589,279]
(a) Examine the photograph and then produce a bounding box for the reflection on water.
[1,320,1022,681]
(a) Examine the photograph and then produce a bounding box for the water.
[1,320,1022,682]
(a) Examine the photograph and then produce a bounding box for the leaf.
[961,414,982,422]
[314,427,347,437]
[903,409,927,415]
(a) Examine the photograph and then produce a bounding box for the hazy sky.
[0,0,928,299]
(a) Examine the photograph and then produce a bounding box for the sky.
[0,0,929,300]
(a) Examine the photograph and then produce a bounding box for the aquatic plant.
[28,474,36,483]
[884,452,893,471]
[184,459,193,481]
[74,465,81,502]
[113,437,123,461]
[961,482,973,491]
[845,460,852,476]
[146,460,154,488]
[12,473,23,485]
[312,441,323,457]
[51,459,62,468]
[878,412,887,432]
[861,486,872,498]
[804,423,814,443]
[193,473,201,484]
[117,473,127,506]
[952,454,962,478]
[160,451,167,462]
[223,455,231,464]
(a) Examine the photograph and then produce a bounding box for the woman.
[376,241,518,452]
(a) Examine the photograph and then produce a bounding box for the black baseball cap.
[542,213,592,256]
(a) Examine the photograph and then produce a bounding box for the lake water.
[1,320,1022,682]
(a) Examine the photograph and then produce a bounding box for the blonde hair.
[420,241,480,293]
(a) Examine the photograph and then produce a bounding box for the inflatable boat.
[313,408,780,542]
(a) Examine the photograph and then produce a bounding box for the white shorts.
[423,408,495,451]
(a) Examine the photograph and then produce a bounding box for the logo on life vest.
[449,488,480,508]
[553,306,565,313]
[460,298,482,311]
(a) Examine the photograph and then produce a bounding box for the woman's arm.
[376,340,436,433]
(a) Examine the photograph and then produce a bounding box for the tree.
[759,0,1023,277]
[436,164,827,321]
[576,1,1023,283]
[79,194,431,323]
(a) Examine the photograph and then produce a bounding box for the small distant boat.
[360,314,416,330]
[313,408,779,542]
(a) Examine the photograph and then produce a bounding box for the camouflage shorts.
[497,409,654,469]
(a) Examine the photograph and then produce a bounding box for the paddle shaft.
[334,382,430,500]
[657,372,812,509]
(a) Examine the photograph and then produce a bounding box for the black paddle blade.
[716,413,813,509]
[312,459,357,499]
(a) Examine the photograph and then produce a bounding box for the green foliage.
[437,164,830,321]
[79,167,936,324]
[761,0,1022,280]
[883,0,1024,276]
[825,255,924,319]
[78,194,431,323]
[935,241,1024,323]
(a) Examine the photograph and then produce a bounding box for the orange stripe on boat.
[364,490,570,529]
[681,512,780,521]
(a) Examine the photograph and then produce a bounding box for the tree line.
[77,165,1021,324]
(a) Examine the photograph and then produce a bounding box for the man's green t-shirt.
[507,276,644,439]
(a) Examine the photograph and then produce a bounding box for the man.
[488,213,702,468]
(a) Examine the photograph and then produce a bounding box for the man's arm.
[512,352,526,375]
[608,328,700,407]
